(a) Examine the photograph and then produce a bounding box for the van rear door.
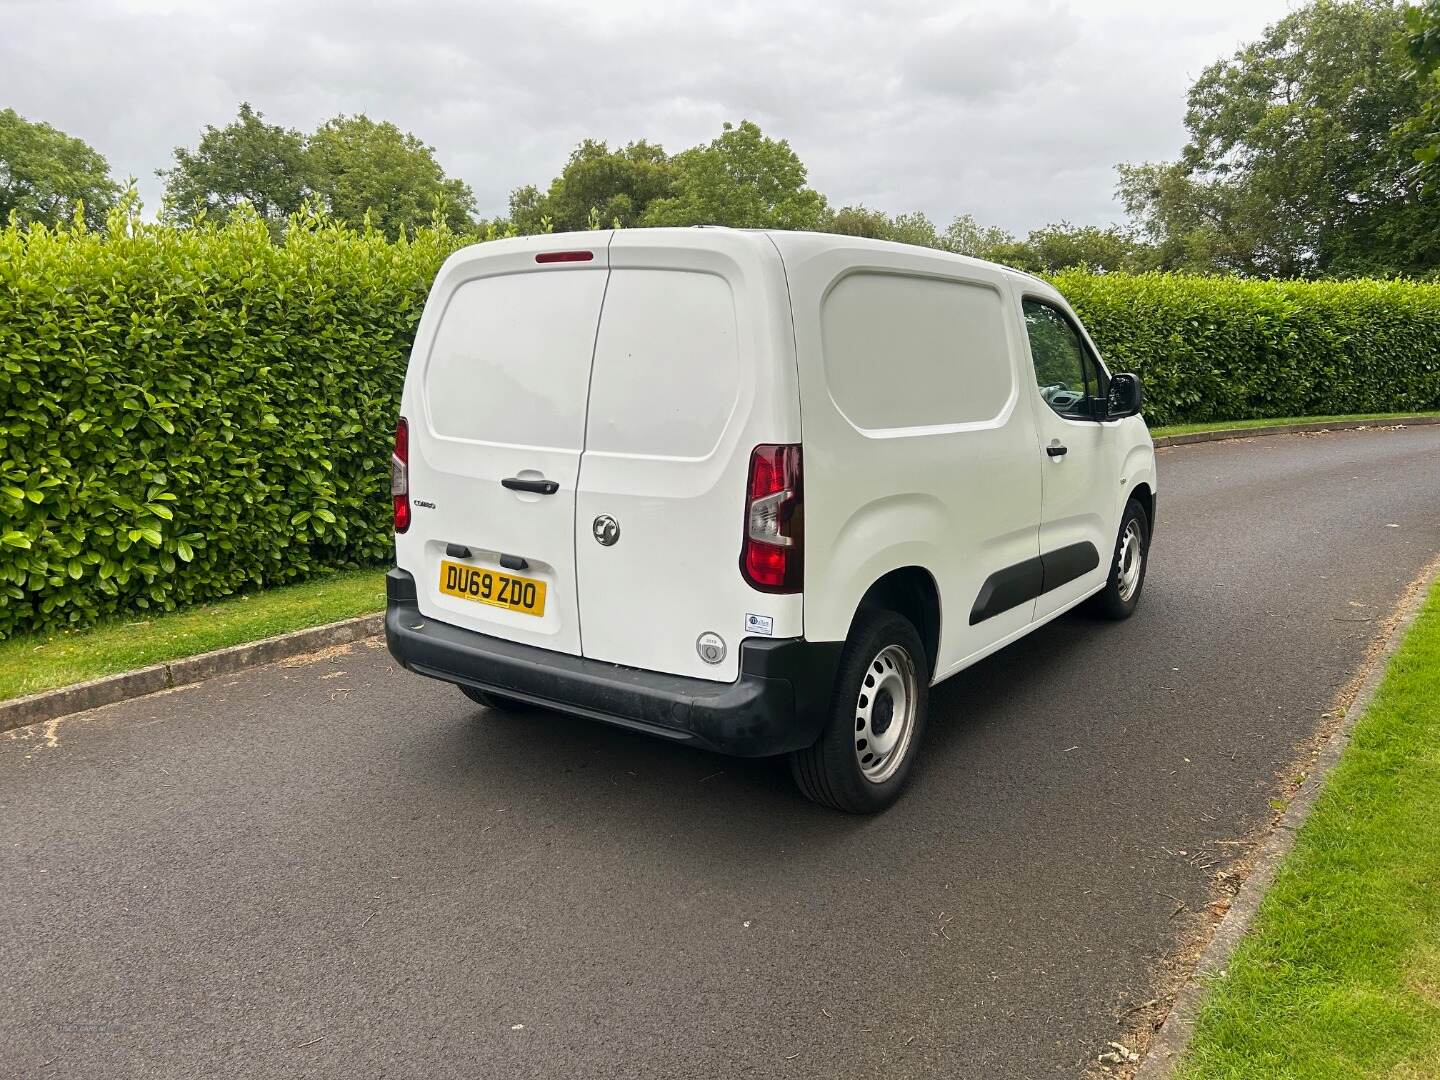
[404,238,610,656]
[574,232,800,683]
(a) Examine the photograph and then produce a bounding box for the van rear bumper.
[384,569,839,757]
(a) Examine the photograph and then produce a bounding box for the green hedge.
[4,219,1440,637]
[1054,271,1440,427]
[0,209,462,637]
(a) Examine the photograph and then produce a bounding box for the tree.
[985,222,1154,275]
[307,114,475,237]
[159,103,311,230]
[1401,0,1440,183]
[506,184,550,234]
[887,211,942,247]
[937,214,1015,258]
[825,205,941,246]
[161,105,478,238]
[1120,0,1440,278]
[516,139,674,233]
[819,208,1150,272]
[1115,161,1250,273]
[642,120,827,229]
[0,108,120,229]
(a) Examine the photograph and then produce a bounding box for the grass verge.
[1150,410,1440,439]
[1178,580,1440,1078]
[0,569,386,702]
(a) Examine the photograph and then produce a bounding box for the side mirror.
[1105,372,1142,419]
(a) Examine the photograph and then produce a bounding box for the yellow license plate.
[438,560,547,617]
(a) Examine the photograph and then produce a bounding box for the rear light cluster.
[741,444,803,593]
[392,417,410,533]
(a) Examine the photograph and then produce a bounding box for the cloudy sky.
[5,0,1297,233]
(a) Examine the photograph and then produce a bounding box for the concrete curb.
[1133,562,1439,1079]
[0,612,384,735]
[1151,415,1440,448]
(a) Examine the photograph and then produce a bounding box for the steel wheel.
[790,610,930,813]
[1117,518,1144,603]
[853,644,919,784]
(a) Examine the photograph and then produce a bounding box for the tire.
[1090,498,1150,620]
[789,610,929,814]
[459,685,529,712]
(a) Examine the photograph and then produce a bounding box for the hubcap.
[853,645,919,784]
[1117,519,1144,602]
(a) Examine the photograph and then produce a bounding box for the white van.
[386,228,1156,812]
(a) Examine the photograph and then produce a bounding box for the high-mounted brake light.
[392,417,410,533]
[535,250,594,264]
[740,444,802,593]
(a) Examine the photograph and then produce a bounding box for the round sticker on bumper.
[696,632,726,665]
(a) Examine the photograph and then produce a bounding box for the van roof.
[631,226,1048,292]
[445,227,1050,295]
[755,227,1043,287]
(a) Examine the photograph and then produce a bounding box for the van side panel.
[574,232,801,683]
[772,235,1045,678]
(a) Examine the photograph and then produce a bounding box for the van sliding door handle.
[1046,444,1068,458]
[501,477,560,495]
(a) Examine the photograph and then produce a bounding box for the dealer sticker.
[744,613,774,636]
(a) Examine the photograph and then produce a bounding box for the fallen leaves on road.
[280,642,355,668]
[1099,1040,1140,1066]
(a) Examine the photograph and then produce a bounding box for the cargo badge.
[592,514,620,546]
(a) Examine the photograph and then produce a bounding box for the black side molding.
[1041,541,1100,593]
[969,541,1101,625]
[969,557,1044,626]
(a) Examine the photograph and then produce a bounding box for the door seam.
[570,230,616,657]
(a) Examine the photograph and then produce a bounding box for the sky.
[3,0,1299,234]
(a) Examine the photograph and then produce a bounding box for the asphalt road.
[4,426,1440,1080]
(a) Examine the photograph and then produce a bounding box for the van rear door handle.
[1046,444,1068,458]
[501,477,560,495]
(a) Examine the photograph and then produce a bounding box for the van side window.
[822,273,1013,430]
[1022,299,1103,421]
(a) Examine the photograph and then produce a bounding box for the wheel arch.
[1129,480,1155,532]
[851,566,942,680]
[1120,438,1157,535]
